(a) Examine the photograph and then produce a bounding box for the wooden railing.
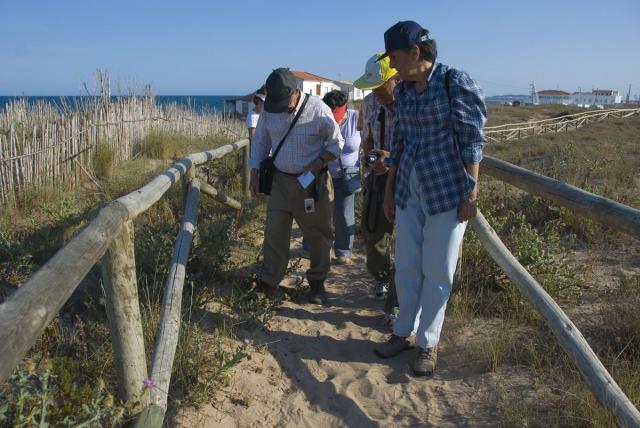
[0,139,250,427]
[1,136,639,426]
[484,108,640,143]
[474,156,640,427]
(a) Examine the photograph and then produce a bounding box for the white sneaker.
[374,282,389,300]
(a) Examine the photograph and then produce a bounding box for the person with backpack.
[373,21,487,377]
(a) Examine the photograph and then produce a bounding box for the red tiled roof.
[291,70,333,82]
[537,90,570,96]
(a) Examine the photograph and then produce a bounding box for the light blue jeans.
[393,168,467,349]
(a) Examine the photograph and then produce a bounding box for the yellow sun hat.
[353,53,398,90]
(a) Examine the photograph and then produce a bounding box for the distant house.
[223,92,254,116]
[572,89,622,106]
[334,80,371,101]
[291,71,340,98]
[537,90,572,105]
[224,70,372,117]
[534,88,623,107]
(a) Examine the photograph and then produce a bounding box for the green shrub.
[453,203,578,321]
[0,362,125,427]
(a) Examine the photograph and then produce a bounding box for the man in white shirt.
[246,91,265,140]
[249,68,344,304]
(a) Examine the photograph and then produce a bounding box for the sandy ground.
[175,230,502,427]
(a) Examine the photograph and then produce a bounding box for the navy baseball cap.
[264,68,297,113]
[378,21,429,61]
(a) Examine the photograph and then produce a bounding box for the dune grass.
[0,130,277,425]
[447,105,640,427]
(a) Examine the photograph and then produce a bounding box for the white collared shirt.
[249,93,344,174]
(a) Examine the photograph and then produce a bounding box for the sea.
[0,95,238,115]
[1,94,535,113]
[485,94,532,105]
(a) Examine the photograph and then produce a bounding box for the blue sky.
[1,0,639,97]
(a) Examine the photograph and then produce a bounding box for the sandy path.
[176,231,499,427]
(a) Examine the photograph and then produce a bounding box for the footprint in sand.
[345,377,375,398]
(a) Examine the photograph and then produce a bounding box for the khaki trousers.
[260,171,334,286]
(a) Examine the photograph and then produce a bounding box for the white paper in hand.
[297,171,315,189]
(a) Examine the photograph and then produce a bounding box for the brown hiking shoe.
[333,256,353,265]
[307,280,327,305]
[374,335,414,358]
[413,346,438,377]
[249,279,282,300]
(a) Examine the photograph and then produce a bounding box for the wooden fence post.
[242,142,251,198]
[102,220,148,406]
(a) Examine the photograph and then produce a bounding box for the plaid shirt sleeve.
[390,115,404,166]
[449,70,488,164]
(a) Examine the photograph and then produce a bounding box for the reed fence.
[0,139,249,427]
[0,96,246,204]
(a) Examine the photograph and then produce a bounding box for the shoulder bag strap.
[377,105,386,150]
[271,93,309,162]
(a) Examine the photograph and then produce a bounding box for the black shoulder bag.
[258,93,309,195]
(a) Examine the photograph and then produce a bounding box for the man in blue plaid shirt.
[373,21,487,377]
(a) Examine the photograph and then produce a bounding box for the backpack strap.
[444,68,454,107]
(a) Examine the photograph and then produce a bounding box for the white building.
[225,70,372,117]
[534,88,623,107]
[223,92,254,116]
[537,90,572,105]
[334,80,371,101]
[572,89,622,106]
[291,71,340,98]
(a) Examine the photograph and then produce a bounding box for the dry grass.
[450,105,640,426]
[93,142,114,178]
[485,106,640,209]
[0,130,264,425]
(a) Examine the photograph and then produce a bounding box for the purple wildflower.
[143,378,156,390]
[243,338,251,348]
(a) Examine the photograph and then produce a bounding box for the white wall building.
[537,90,572,105]
[225,70,374,117]
[223,93,253,116]
[334,80,371,101]
[291,71,340,98]
[572,89,622,106]
[535,88,623,107]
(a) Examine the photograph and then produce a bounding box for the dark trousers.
[361,172,398,314]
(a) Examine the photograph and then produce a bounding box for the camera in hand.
[364,150,381,167]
